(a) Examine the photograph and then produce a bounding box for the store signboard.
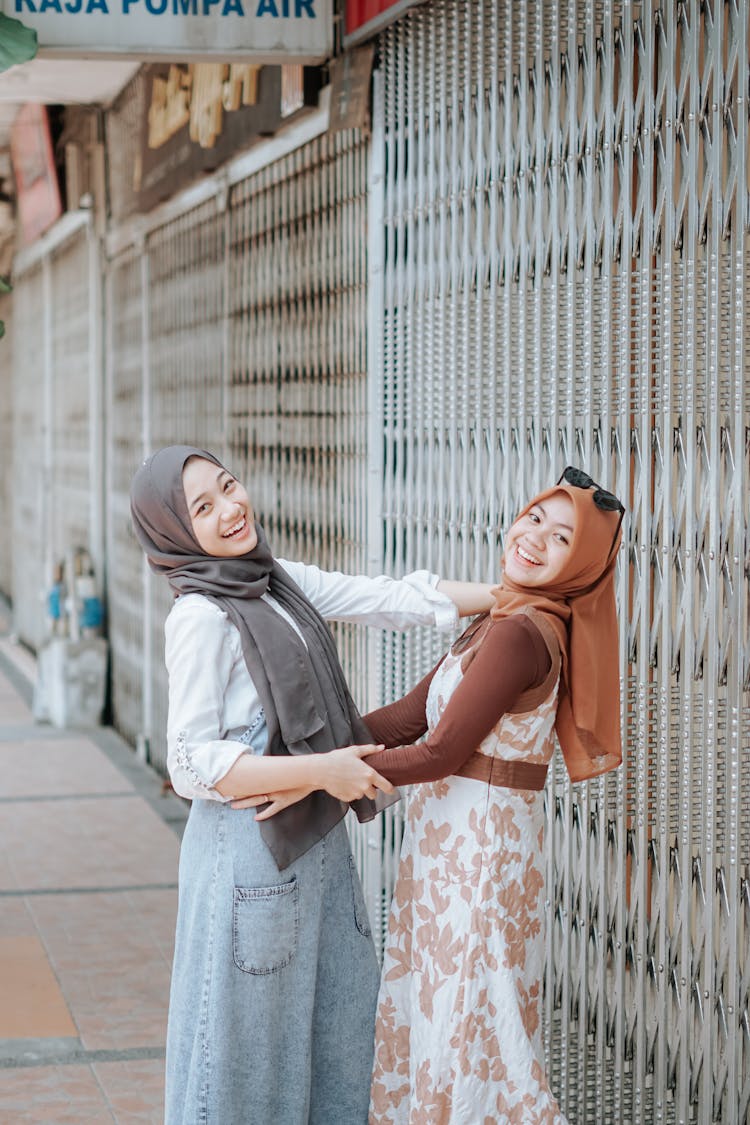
[344,0,420,47]
[0,0,332,61]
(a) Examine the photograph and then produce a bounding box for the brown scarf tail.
[554,694,623,782]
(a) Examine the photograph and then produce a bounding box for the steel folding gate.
[372,1,750,1122]
[8,216,101,653]
[0,291,13,598]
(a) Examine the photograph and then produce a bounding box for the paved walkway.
[0,615,188,1123]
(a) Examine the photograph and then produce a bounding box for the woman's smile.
[514,544,542,567]
[221,515,250,540]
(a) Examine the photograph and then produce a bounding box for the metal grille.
[8,220,97,652]
[0,293,13,598]
[49,234,93,580]
[374,2,749,1122]
[226,127,370,693]
[105,246,145,747]
[105,123,370,780]
[10,263,47,650]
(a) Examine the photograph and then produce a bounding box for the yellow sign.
[147,62,262,151]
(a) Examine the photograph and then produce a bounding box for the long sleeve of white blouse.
[165,564,458,802]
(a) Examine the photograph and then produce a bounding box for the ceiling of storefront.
[0,58,139,256]
[0,57,139,152]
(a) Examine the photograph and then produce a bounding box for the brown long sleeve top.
[364,612,554,787]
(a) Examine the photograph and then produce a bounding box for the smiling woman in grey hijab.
[131,444,391,869]
[130,445,492,1125]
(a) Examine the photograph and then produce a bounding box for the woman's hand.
[231,784,314,819]
[228,746,392,814]
[317,744,392,803]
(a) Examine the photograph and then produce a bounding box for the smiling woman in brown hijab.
[357,472,625,1124]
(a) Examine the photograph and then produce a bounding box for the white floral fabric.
[370,648,566,1125]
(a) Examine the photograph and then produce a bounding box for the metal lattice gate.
[9,217,101,653]
[10,261,47,651]
[224,127,372,708]
[372,2,750,1122]
[0,291,13,599]
[105,245,145,748]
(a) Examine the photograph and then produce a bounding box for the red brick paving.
[0,639,186,1123]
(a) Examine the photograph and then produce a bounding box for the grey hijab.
[130,445,379,869]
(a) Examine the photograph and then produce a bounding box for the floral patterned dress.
[370,645,566,1125]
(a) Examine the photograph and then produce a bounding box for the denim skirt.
[165,773,380,1123]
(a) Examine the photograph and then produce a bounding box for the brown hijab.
[491,483,623,782]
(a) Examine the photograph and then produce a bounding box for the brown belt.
[455,753,548,792]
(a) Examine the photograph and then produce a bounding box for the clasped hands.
[230,744,392,821]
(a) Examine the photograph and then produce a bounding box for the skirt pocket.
[233,877,299,975]
[348,855,372,937]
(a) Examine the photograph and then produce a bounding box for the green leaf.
[0,276,12,295]
[0,13,38,72]
[0,320,5,340]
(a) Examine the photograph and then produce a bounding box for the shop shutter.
[106,246,146,748]
[0,290,13,597]
[11,220,98,652]
[375,2,750,1121]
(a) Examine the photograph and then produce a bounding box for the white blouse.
[165,560,458,801]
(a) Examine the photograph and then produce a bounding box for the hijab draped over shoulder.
[130,444,379,869]
[491,483,623,782]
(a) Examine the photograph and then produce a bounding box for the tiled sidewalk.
[0,628,188,1123]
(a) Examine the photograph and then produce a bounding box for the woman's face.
[182,457,258,557]
[503,491,576,587]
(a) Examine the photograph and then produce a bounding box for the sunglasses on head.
[557,465,625,561]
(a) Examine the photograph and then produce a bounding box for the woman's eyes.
[194,479,235,515]
[528,512,568,545]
